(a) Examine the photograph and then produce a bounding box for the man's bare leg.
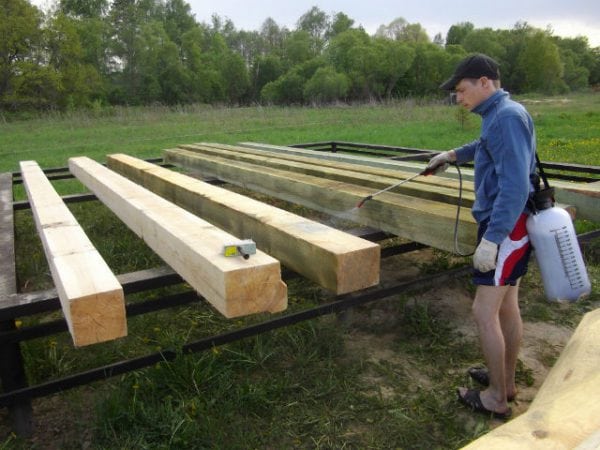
[458,284,510,414]
[499,281,522,400]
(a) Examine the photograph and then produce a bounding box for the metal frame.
[1,146,598,436]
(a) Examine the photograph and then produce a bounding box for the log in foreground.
[164,148,478,253]
[20,161,126,346]
[69,157,287,318]
[462,308,600,449]
[107,154,380,294]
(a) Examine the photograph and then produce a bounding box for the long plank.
[462,308,600,449]
[239,141,428,174]
[164,148,478,253]
[179,143,473,206]
[20,161,126,347]
[107,154,380,295]
[69,157,287,318]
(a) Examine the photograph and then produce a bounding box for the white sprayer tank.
[526,206,591,302]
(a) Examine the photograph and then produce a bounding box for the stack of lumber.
[238,142,600,223]
[20,161,126,347]
[69,157,287,318]
[463,308,600,449]
[106,154,380,295]
[164,143,479,254]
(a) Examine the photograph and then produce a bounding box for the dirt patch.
[341,249,575,420]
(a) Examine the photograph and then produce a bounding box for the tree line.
[2,0,599,111]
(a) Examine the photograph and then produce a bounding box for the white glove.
[426,151,455,174]
[473,238,498,272]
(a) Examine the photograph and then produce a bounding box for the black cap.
[440,54,500,90]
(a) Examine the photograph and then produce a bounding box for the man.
[427,54,537,420]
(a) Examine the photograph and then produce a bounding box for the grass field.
[1,93,599,449]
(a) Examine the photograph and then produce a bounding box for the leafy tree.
[589,47,600,86]
[376,17,429,44]
[555,36,597,87]
[59,0,108,18]
[304,66,349,104]
[346,40,380,99]
[372,38,415,98]
[0,0,44,109]
[327,12,354,39]
[396,23,430,44]
[261,71,304,104]
[260,17,287,54]
[404,43,453,95]
[252,54,284,97]
[516,30,566,93]
[163,0,197,46]
[375,17,408,40]
[282,30,314,67]
[46,13,104,108]
[296,6,329,54]
[219,51,250,104]
[180,27,217,103]
[327,28,370,73]
[560,48,590,91]
[445,22,474,46]
[462,28,506,62]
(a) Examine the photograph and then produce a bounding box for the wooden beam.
[551,180,600,223]
[238,141,428,175]
[530,308,600,407]
[178,143,473,207]
[164,148,478,253]
[462,308,600,449]
[20,161,126,347]
[69,157,287,318]
[107,154,380,294]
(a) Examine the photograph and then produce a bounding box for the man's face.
[455,78,489,111]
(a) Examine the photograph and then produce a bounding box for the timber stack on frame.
[239,141,600,223]
[106,154,380,294]
[164,143,479,253]
[69,157,287,318]
[20,161,126,347]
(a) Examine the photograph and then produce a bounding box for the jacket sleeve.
[454,140,478,164]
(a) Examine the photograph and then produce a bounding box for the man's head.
[441,54,501,110]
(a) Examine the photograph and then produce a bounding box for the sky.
[187,0,600,47]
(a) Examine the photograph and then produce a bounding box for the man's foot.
[457,388,512,420]
[467,367,517,401]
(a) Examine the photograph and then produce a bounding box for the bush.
[304,67,349,104]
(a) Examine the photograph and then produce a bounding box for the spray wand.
[355,167,436,208]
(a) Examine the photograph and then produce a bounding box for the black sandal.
[468,367,490,386]
[467,367,516,401]
[457,388,512,420]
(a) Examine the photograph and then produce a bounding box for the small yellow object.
[223,245,238,257]
[222,239,256,258]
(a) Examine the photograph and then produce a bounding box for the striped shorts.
[473,213,532,286]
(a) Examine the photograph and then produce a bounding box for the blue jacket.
[454,89,537,244]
